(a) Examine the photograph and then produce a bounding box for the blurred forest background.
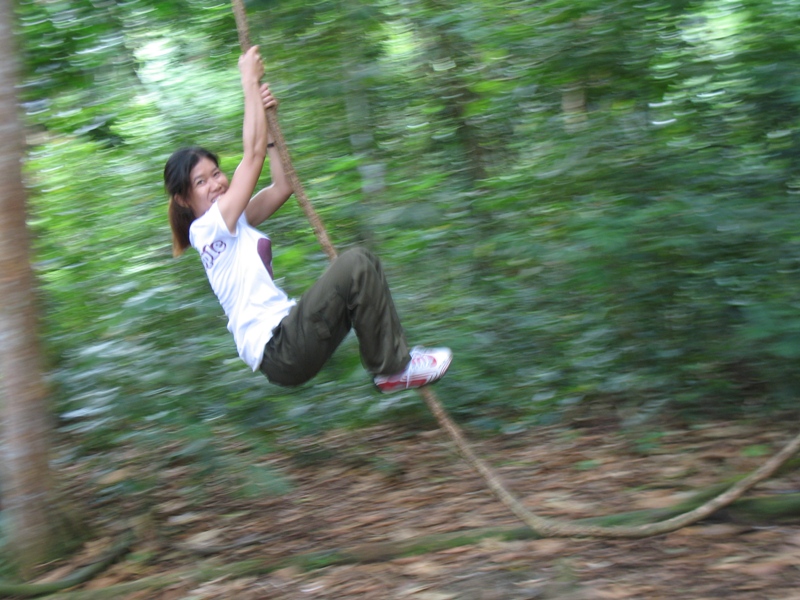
[13,0,800,452]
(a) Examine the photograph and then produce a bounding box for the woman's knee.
[338,246,374,266]
[334,247,380,277]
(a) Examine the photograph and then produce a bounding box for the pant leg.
[260,248,410,386]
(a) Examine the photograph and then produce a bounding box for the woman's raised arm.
[217,46,268,233]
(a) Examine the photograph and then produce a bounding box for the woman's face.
[184,157,229,218]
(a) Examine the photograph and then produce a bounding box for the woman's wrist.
[241,75,262,89]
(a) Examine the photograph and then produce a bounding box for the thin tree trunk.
[342,51,384,196]
[411,0,487,184]
[0,0,56,577]
[561,85,588,132]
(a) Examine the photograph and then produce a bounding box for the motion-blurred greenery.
[13,0,800,455]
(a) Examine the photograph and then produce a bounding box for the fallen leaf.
[634,491,685,510]
[529,538,569,554]
[183,528,224,548]
[32,565,75,584]
[168,512,208,525]
[738,559,791,577]
[668,523,747,538]
[415,592,457,600]
[155,500,191,515]
[97,469,133,485]
[402,560,444,577]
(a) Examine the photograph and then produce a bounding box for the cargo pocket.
[310,293,346,342]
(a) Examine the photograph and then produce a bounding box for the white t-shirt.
[189,203,296,370]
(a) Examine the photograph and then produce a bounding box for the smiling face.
[184,157,229,218]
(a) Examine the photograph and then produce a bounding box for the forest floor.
[40,414,800,599]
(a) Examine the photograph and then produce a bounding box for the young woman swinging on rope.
[164,47,451,392]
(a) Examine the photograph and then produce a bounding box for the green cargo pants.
[260,247,411,387]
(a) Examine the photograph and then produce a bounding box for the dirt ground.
[40,418,800,599]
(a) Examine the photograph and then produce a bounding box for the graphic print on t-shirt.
[257,237,273,279]
[200,240,227,270]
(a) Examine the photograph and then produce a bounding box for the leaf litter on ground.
[46,418,800,599]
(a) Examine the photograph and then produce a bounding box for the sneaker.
[374,346,453,393]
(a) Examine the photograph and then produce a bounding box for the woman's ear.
[173,194,190,209]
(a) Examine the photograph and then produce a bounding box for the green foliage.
[13,0,800,457]
[741,444,771,458]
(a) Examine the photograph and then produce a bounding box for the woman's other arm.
[245,84,293,227]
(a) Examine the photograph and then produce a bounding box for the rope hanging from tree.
[229,0,800,539]
[231,0,337,261]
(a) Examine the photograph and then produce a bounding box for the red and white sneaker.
[374,346,453,393]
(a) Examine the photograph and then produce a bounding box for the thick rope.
[229,0,800,538]
[420,386,800,537]
[231,0,337,261]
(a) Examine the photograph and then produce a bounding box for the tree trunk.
[413,0,487,184]
[0,0,56,577]
[341,45,384,197]
[561,85,588,132]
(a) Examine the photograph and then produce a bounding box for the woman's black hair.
[164,146,219,201]
[165,147,219,257]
